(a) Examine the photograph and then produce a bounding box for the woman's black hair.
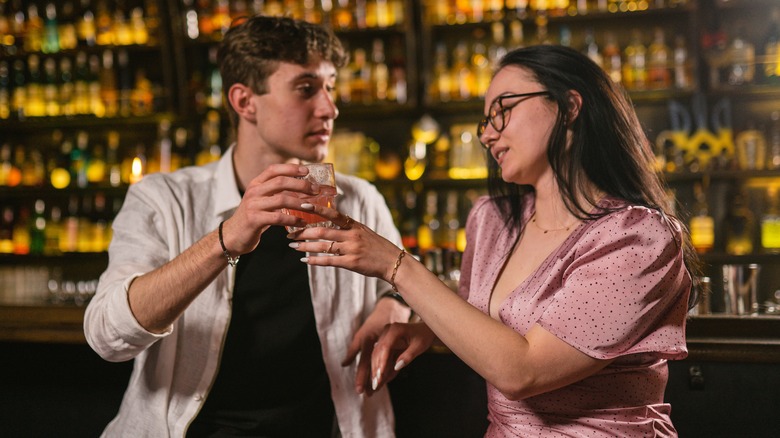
[487,44,701,309]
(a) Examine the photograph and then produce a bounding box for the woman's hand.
[369,322,436,392]
[286,203,403,283]
[221,163,320,255]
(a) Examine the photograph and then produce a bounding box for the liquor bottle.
[77,194,92,252]
[87,142,106,185]
[764,6,780,84]
[94,0,113,46]
[724,188,755,255]
[148,118,172,174]
[59,57,75,116]
[602,31,622,84]
[88,53,106,116]
[0,207,14,253]
[488,22,507,70]
[100,50,118,117]
[333,0,354,30]
[25,4,43,53]
[400,190,419,254]
[42,57,60,117]
[12,205,30,255]
[767,111,780,170]
[761,187,780,253]
[484,0,504,21]
[432,43,451,102]
[0,143,21,187]
[50,135,73,189]
[73,51,90,114]
[11,59,26,119]
[735,123,767,170]
[350,48,371,104]
[689,182,715,254]
[106,130,122,186]
[623,30,647,90]
[112,7,133,46]
[128,7,147,45]
[29,199,46,255]
[117,49,132,116]
[404,139,427,181]
[60,195,80,253]
[428,134,450,179]
[143,0,160,45]
[387,35,407,103]
[417,190,440,253]
[131,68,154,116]
[441,191,460,251]
[22,148,45,187]
[450,41,474,100]
[26,55,45,117]
[44,205,62,255]
[673,34,691,89]
[370,39,389,101]
[726,25,755,85]
[76,0,97,46]
[211,0,231,39]
[195,110,222,165]
[171,127,192,171]
[583,28,603,68]
[58,1,78,51]
[91,192,108,252]
[71,130,90,188]
[471,30,491,98]
[0,61,10,119]
[42,3,60,54]
[647,27,671,89]
[206,46,222,109]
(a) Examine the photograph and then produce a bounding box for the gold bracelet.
[390,249,406,293]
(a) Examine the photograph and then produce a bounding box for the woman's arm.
[289,204,612,400]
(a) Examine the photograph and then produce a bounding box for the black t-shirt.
[188,226,335,437]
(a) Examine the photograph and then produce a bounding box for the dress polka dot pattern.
[458,195,691,438]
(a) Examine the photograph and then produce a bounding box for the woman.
[289,45,699,436]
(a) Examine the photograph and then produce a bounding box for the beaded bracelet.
[218,220,240,267]
[390,249,406,293]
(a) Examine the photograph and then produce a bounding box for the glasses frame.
[477,91,551,148]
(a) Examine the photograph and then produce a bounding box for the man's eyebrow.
[291,71,337,82]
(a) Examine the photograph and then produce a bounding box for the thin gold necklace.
[530,213,577,234]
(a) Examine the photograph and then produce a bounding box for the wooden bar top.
[2,300,779,362]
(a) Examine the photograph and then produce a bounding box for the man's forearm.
[128,228,228,333]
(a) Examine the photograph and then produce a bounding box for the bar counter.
[3,300,779,363]
[2,299,780,437]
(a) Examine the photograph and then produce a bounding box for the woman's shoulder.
[584,198,683,246]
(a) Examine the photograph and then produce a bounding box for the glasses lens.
[493,101,506,132]
[477,119,487,137]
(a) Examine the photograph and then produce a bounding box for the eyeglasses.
[477,91,551,147]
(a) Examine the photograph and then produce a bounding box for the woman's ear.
[566,90,583,125]
[227,83,257,122]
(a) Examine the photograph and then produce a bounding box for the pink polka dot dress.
[459,195,691,437]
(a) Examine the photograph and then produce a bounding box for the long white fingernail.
[301,203,314,210]
[372,368,382,391]
[288,242,300,248]
[300,257,309,263]
[394,360,406,371]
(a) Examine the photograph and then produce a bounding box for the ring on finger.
[326,241,335,254]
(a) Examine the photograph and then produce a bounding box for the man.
[84,16,409,437]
